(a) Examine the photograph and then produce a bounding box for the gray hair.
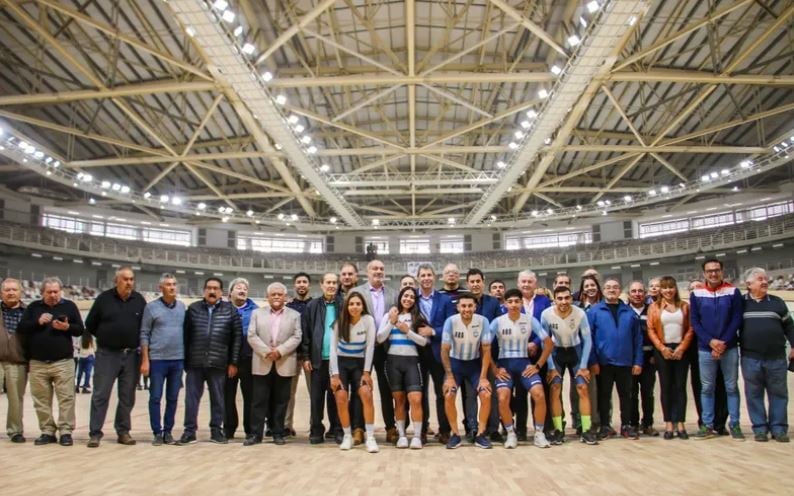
[744,267,767,285]
[416,263,435,276]
[41,276,63,290]
[159,272,177,285]
[114,265,134,279]
[517,270,537,281]
[229,277,250,292]
[1,277,21,290]
[266,282,287,295]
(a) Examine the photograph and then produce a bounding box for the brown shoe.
[438,432,450,445]
[352,428,365,446]
[117,434,137,446]
[386,427,399,444]
[86,436,101,448]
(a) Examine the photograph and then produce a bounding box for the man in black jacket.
[179,278,243,445]
[85,266,147,448]
[17,277,84,446]
[300,272,344,444]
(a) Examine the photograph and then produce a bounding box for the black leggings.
[656,348,689,423]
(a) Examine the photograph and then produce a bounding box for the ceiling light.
[241,42,255,55]
[197,202,206,210]
[185,26,196,37]
[514,131,525,139]
[288,115,299,124]
[508,142,519,150]
[526,109,538,119]
[277,213,285,220]
[221,10,235,23]
[550,65,562,75]
[101,180,111,189]
[221,216,229,223]
[546,208,553,215]
[597,200,605,207]
[233,25,243,36]
[520,120,531,129]
[576,205,582,211]
[586,1,600,14]
[172,197,182,206]
[447,217,456,224]
[294,124,305,133]
[544,137,552,145]
[300,135,312,144]
[624,195,633,202]
[274,143,282,150]
[537,89,549,99]
[372,219,380,226]
[660,186,670,193]
[212,0,228,9]
[720,169,730,176]
[496,161,506,169]
[732,186,740,192]
[320,164,330,172]
[490,215,497,221]
[160,194,169,203]
[648,189,657,197]
[111,183,121,191]
[307,146,318,154]
[88,198,96,205]
[275,94,287,105]
[627,15,637,26]
[246,210,254,217]
[605,199,611,206]
[567,34,581,46]
[579,16,588,28]
[329,217,337,224]
[740,160,752,168]
[120,185,130,194]
[531,210,539,217]
[710,171,719,179]
[291,214,298,221]
[261,71,273,82]
[143,191,151,199]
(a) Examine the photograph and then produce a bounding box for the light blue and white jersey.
[541,306,591,371]
[442,314,491,361]
[377,312,427,356]
[329,315,376,375]
[488,313,542,360]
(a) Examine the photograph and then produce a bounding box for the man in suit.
[352,259,398,442]
[245,282,302,446]
[416,263,456,444]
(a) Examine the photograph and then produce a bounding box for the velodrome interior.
[0,0,793,494]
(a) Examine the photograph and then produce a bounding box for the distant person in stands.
[400,274,417,289]
[740,267,794,443]
[690,258,744,441]
[139,273,186,446]
[1,278,27,443]
[18,277,84,446]
[338,262,359,296]
[85,266,146,448]
[489,280,506,304]
[75,333,95,394]
[225,278,258,441]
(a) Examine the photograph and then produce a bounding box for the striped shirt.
[377,312,427,356]
[442,314,492,361]
[488,313,542,360]
[741,293,794,360]
[542,306,592,371]
[329,315,376,375]
[1,303,24,335]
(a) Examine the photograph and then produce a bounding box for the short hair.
[466,268,484,281]
[322,272,338,284]
[603,277,621,288]
[489,279,504,290]
[416,263,436,276]
[553,273,571,285]
[229,277,249,292]
[744,267,767,284]
[702,258,723,270]
[367,259,384,270]
[400,274,417,284]
[41,276,63,290]
[629,281,645,290]
[114,266,134,279]
[293,272,311,283]
[503,288,523,301]
[159,273,177,285]
[340,262,358,273]
[203,277,223,290]
[266,282,287,295]
[648,277,660,285]
[517,270,536,281]
[1,277,21,290]
[442,263,460,273]
[457,293,477,304]
[553,286,572,297]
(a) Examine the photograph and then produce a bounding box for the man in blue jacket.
[416,263,456,444]
[690,258,744,441]
[588,278,643,440]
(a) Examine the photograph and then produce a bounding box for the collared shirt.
[419,290,435,323]
[522,296,534,318]
[159,297,177,309]
[269,307,284,346]
[322,299,337,360]
[369,284,385,329]
[1,302,24,335]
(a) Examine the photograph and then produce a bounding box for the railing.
[1,214,794,275]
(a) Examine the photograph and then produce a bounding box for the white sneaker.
[339,434,353,450]
[504,432,518,449]
[396,436,409,449]
[533,431,551,449]
[365,437,379,453]
[409,437,423,449]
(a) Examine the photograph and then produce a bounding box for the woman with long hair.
[646,276,694,439]
[76,332,95,394]
[329,291,378,452]
[576,275,603,311]
[377,286,428,449]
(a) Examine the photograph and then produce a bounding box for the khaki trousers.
[29,359,75,435]
[1,362,27,436]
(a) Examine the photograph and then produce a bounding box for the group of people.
[0,257,791,453]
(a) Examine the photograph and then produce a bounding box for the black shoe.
[334,431,344,445]
[620,425,639,440]
[489,432,504,443]
[59,434,73,446]
[550,430,564,445]
[677,430,689,440]
[75,386,80,393]
[772,432,790,443]
[34,434,58,446]
[10,434,25,443]
[580,430,598,445]
[137,385,143,391]
[596,427,611,440]
[243,436,262,446]
[324,430,335,440]
[179,433,197,445]
[152,434,164,446]
[516,431,528,442]
[309,434,324,444]
[82,387,90,394]
[87,435,101,448]
[273,435,286,446]
[163,432,177,445]
[465,431,476,444]
[286,428,297,437]
[210,431,228,444]
[265,429,273,437]
[225,432,235,441]
[663,431,674,440]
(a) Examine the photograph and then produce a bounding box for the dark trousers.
[427,351,451,435]
[183,367,225,436]
[89,348,138,437]
[309,360,341,436]
[250,371,292,438]
[631,350,656,428]
[688,347,728,428]
[412,347,433,434]
[373,346,395,430]
[597,365,633,428]
[148,359,184,436]
[224,357,254,438]
[656,350,689,423]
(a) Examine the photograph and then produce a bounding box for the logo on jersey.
[519,323,528,334]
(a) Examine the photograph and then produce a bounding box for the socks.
[504,424,515,434]
[582,415,592,432]
[534,423,544,433]
[552,416,563,431]
[365,424,375,439]
[412,421,422,439]
[396,419,406,437]
[343,426,352,436]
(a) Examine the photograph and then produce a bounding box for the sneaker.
[533,431,551,449]
[605,425,617,437]
[210,431,228,444]
[152,434,164,446]
[663,431,674,440]
[339,434,353,450]
[550,429,564,445]
[34,434,57,446]
[309,433,324,445]
[504,432,518,449]
[365,437,379,453]
[580,430,598,445]
[86,435,101,448]
[772,433,790,443]
[409,437,423,449]
[58,434,73,446]
[465,431,476,444]
[596,427,612,440]
[396,436,409,449]
[677,430,689,440]
[754,432,769,442]
[446,433,463,449]
[694,425,717,440]
[179,433,197,445]
[474,435,492,449]
[273,435,286,445]
[10,434,25,443]
[489,431,504,443]
[729,424,745,442]
[621,425,639,440]
[243,436,262,446]
[642,426,659,437]
[163,432,177,445]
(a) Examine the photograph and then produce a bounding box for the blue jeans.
[183,367,226,436]
[698,347,741,427]
[76,356,95,388]
[741,356,788,435]
[149,359,184,436]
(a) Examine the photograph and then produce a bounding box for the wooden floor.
[0,372,790,496]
